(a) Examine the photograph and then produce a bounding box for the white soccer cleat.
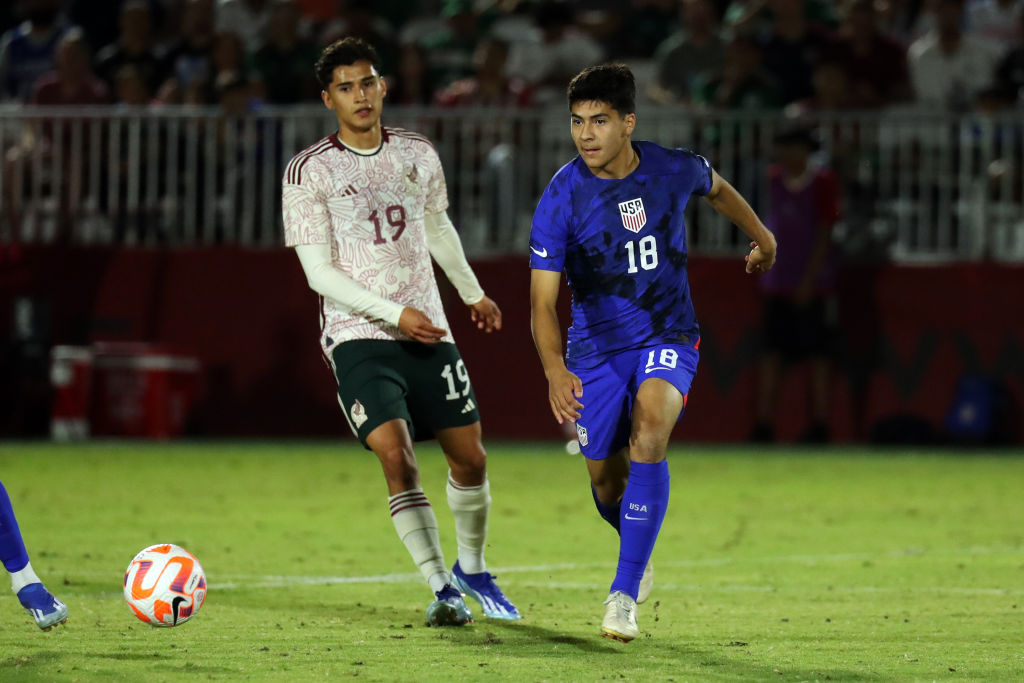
[637,561,654,604]
[601,591,639,642]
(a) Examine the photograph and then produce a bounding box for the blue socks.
[590,486,621,534]
[0,482,31,574]
[609,460,670,600]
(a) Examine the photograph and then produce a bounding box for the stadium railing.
[1,104,1022,262]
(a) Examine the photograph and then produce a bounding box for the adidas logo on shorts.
[461,398,476,414]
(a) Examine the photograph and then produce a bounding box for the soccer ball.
[123,544,207,627]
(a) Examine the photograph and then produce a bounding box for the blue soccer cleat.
[450,561,521,620]
[425,584,473,627]
[18,583,68,631]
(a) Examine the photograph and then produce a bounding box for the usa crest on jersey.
[618,197,646,233]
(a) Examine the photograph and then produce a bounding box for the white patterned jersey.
[282,127,454,356]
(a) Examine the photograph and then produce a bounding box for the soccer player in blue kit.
[529,64,777,641]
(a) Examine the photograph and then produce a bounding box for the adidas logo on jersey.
[461,398,476,414]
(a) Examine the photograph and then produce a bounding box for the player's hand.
[469,296,502,333]
[745,240,776,274]
[546,366,584,425]
[398,307,447,344]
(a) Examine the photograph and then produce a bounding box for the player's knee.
[449,444,486,481]
[377,446,419,490]
[629,427,670,464]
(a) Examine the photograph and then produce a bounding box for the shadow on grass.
[434,622,883,681]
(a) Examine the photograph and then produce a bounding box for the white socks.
[446,472,490,575]
[389,475,492,593]
[10,560,41,594]
[388,489,449,593]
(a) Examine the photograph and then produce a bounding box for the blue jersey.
[530,140,712,369]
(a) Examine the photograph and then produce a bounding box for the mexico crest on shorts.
[618,197,646,233]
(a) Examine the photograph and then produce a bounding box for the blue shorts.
[571,343,699,460]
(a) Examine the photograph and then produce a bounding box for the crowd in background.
[1,0,1023,114]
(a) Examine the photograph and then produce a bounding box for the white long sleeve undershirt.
[423,211,484,306]
[292,211,484,325]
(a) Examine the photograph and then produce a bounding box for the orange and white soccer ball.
[123,544,207,627]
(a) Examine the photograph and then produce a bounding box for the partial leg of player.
[1,482,69,630]
[437,423,521,619]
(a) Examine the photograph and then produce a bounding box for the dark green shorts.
[330,340,481,448]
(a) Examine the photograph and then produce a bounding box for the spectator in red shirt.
[30,28,110,106]
[752,125,842,443]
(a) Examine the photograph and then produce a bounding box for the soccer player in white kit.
[281,38,519,626]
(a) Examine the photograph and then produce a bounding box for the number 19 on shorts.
[441,360,470,400]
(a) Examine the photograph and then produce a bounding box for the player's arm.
[529,268,583,424]
[293,243,447,343]
[704,168,777,273]
[423,211,501,332]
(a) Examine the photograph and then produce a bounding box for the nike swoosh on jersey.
[530,245,548,257]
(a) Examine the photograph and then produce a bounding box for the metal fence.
[2,104,1023,262]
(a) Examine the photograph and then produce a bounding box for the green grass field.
[0,442,1022,681]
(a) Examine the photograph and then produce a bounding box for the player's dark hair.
[567,64,636,116]
[314,37,382,88]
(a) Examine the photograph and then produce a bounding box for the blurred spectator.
[505,1,605,105]
[387,42,435,105]
[723,0,839,35]
[216,0,271,52]
[751,125,841,444]
[648,0,725,105]
[249,1,318,104]
[435,38,532,107]
[205,31,251,103]
[321,0,398,76]
[993,15,1024,104]
[828,0,911,108]
[756,0,835,108]
[619,0,681,59]
[294,0,337,24]
[0,0,72,102]
[875,0,932,45]
[908,0,1001,110]
[216,71,252,117]
[785,60,854,115]
[3,29,110,243]
[158,0,217,104]
[418,0,484,91]
[572,0,678,59]
[31,28,110,107]
[490,0,537,44]
[94,1,165,96]
[966,0,1022,58]
[112,63,153,106]
[691,33,780,110]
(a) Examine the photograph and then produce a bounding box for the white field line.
[212,545,1024,591]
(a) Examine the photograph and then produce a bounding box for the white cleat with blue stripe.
[450,561,521,620]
